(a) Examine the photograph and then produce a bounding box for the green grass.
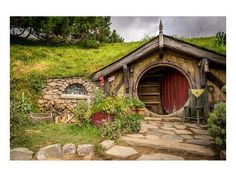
[10,41,146,107]
[10,36,226,109]
[182,36,226,55]
[14,123,101,152]
[10,36,226,151]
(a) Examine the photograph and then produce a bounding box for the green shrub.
[208,102,226,148]
[92,88,106,105]
[73,100,91,127]
[131,98,145,108]
[91,96,130,115]
[100,113,143,140]
[10,92,32,148]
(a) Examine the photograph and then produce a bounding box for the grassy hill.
[10,36,226,109]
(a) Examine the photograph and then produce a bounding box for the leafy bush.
[91,96,130,115]
[73,100,91,127]
[130,98,145,108]
[92,88,106,105]
[100,113,143,140]
[215,31,226,47]
[208,102,226,148]
[10,92,32,147]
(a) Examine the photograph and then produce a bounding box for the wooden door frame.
[134,61,194,117]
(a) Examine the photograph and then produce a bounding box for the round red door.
[161,69,189,114]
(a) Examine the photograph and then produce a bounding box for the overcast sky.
[111,17,226,42]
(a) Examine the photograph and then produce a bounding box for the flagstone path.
[105,117,216,160]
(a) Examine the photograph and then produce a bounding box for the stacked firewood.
[55,111,77,124]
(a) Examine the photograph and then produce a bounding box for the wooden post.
[104,77,110,96]
[159,20,164,59]
[123,64,129,95]
[129,65,134,96]
[199,58,210,117]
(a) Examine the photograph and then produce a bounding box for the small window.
[64,84,87,95]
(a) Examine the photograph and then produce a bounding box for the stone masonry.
[38,77,96,114]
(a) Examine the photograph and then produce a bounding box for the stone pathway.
[118,117,216,160]
[11,117,217,160]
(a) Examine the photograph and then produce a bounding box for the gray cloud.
[111,16,226,42]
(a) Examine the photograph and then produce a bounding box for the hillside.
[10,36,226,108]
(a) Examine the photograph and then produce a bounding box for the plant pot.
[130,106,137,113]
[91,111,112,127]
[136,108,145,116]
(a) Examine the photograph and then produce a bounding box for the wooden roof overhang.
[91,35,226,81]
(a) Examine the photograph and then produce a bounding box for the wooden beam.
[91,38,159,81]
[104,77,110,96]
[123,64,129,94]
[207,72,225,89]
[113,75,124,95]
[164,36,226,64]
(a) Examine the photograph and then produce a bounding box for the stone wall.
[38,77,97,114]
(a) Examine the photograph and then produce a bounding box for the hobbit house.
[39,20,226,118]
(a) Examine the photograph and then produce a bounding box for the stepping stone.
[148,121,161,126]
[154,129,175,135]
[190,128,209,135]
[146,130,163,137]
[199,124,208,129]
[145,117,162,121]
[163,123,174,128]
[161,127,176,131]
[137,153,184,160]
[186,139,212,146]
[180,135,193,140]
[121,136,215,157]
[194,135,213,141]
[166,117,182,121]
[161,134,183,143]
[126,134,145,139]
[174,124,187,129]
[139,123,149,133]
[105,145,138,158]
[100,140,114,150]
[146,124,159,130]
[175,129,192,135]
[145,134,161,140]
[10,148,33,160]
[184,123,200,129]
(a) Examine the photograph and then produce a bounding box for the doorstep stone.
[194,135,213,141]
[105,145,138,158]
[161,134,183,143]
[174,124,187,129]
[180,135,194,140]
[137,153,184,160]
[186,139,212,146]
[121,136,215,157]
[190,128,209,135]
[145,134,161,140]
[175,129,192,135]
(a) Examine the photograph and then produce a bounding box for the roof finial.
[159,19,163,34]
